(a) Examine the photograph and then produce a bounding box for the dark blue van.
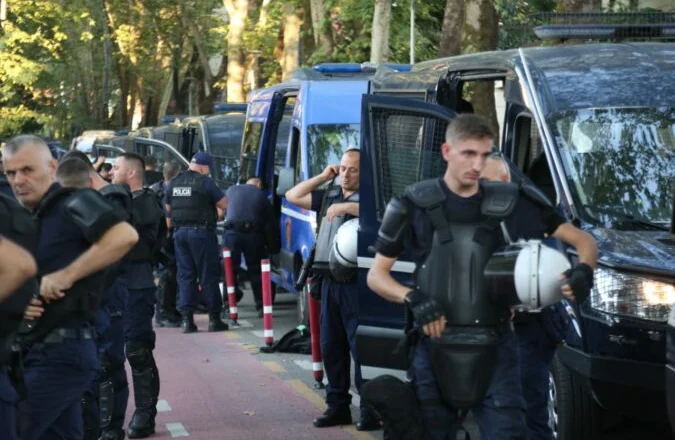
[355,43,675,439]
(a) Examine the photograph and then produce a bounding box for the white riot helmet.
[485,239,571,310]
[329,218,359,283]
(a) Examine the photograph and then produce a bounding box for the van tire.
[296,284,310,327]
[551,351,602,440]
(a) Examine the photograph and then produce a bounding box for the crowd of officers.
[0,135,278,440]
[0,112,598,440]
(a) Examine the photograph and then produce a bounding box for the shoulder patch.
[404,179,445,209]
[520,183,554,208]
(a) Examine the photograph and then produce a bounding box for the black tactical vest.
[170,171,217,228]
[126,188,166,263]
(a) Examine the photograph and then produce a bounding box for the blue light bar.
[313,63,364,74]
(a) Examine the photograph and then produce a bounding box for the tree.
[224,0,249,103]
[309,0,333,59]
[370,0,392,63]
[281,3,303,81]
[438,0,465,57]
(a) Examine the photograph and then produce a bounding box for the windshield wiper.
[582,204,669,231]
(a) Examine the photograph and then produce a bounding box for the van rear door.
[356,94,456,370]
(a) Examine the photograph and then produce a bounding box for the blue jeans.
[320,279,363,408]
[410,329,527,440]
[20,337,98,440]
[174,227,223,313]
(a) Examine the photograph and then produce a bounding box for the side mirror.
[276,167,295,196]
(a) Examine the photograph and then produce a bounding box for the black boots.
[181,311,197,333]
[208,312,229,332]
[126,343,160,439]
[313,406,352,428]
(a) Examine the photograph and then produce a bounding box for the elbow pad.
[64,189,121,243]
[378,197,411,247]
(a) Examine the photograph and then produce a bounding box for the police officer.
[366,114,597,439]
[143,156,163,187]
[286,149,378,431]
[3,135,138,440]
[481,155,580,440]
[150,161,182,328]
[165,152,229,333]
[112,152,166,438]
[57,152,134,440]
[223,177,278,317]
[0,193,38,440]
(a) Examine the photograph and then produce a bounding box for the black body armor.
[170,171,216,228]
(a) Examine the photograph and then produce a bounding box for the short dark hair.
[100,163,112,172]
[57,158,91,188]
[60,150,95,171]
[445,114,495,144]
[163,161,181,180]
[144,155,157,167]
[121,152,145,179]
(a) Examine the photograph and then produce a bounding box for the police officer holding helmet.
[366,115,597,439]
[165,152,229,333]
[223,177,278,317]
[111,152,167,438]
[286,148,379,431]
[2,135,138,440]
[0,194,38,440]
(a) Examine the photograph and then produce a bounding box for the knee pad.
[125,341,155,370]
[361,375,427,440]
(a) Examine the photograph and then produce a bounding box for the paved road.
[125,287,673,439]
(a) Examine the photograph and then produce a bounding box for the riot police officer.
[57,152,134,440]
[0,194,38,440]
[111,152,166,438]
[165,152,229,333]
[2,135,138,440]
[150,161,182,328]
[223,177,278,317]
[286,149,378,431]
[366,115,597,439]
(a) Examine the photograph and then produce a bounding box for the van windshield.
[551,107,674,228]
[307,124,361,178]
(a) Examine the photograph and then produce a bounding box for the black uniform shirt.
[311,188,359,221]
[226,184,274,227]
[375,178,564,265]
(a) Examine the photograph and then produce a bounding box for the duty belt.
[224,220,261,233]
[31,327,94,349]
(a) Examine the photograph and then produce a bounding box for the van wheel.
[551,352,602,440]
[296,284,310,327]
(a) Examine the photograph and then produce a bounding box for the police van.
[353,39,675,438]
[240,63,410,324]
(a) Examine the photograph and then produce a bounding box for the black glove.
[562,263,594,304]
[404,290,445,327]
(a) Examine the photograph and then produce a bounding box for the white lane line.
[251,330,265,338]
[294,360,313,371]
[166,422,189,437]
[156,399,171,412]
[234,319,253,328]
[351,393,361,409]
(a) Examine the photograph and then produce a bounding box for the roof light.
[313,63,364,74]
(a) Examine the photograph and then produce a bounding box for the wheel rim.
[548,372,559,438]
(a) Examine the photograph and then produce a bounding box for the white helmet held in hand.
[329,218,359,282]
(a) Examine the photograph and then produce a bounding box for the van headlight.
[589,267,675,323]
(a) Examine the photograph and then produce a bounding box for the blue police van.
[239,63,410,324]
[353,41,675,439]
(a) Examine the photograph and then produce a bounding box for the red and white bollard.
[222,247,238,325]
[307,277,324,388]
[261,259,274,346]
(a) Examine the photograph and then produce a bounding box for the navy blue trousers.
[320,279,363,409]
[223,231,265,306]
[174,227,223,313]
[410,329,527,440]
[0,367,18,440]
[514,304,570,440]
[124,287,156,346]
[20,337,98,440]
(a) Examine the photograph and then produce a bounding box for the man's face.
[339,151,359,192]
[111,157,130,185]
[99,168,111,181]
[3,146,57,208]
[442,136,493,191]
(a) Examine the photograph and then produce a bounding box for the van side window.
[510,114,556,203]
[240,122,264,181]
[289,127,301,182]
[306,124,360,178]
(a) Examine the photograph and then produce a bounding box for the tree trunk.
[370,0,392,63]
[462,0,499,139]
[224,0,249,103]
[281,3,303,81]
[438,0,465,57]
[309,0,333,57]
